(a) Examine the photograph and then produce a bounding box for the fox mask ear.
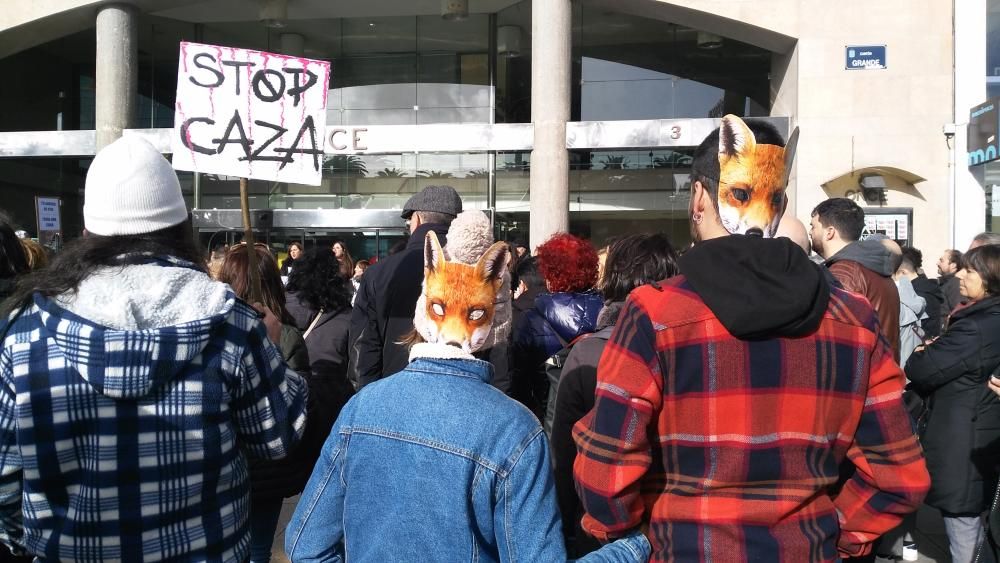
[476,241,511,285]
[781,126,800,186]
[719,114,756,161]
[424,230,446,273]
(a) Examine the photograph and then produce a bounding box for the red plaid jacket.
[573,276,929,562]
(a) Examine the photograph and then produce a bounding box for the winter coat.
[0,256,307,561]
[897,277,927,369]
[510,291,603,419]
[348,223,449,389]
[906,294,1000,515]
[911,274,944,339]
[574,235,929,561]
[825,240,901,361]
[279,257,298,277]
[287,292,351,372]
[284,343,651,562]
[550,301,620,558]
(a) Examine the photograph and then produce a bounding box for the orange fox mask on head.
[415,230,511,354]
[715,114,799,237]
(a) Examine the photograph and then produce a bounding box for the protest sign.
[171,42,331,186]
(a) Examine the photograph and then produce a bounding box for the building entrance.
[193,209,408,266]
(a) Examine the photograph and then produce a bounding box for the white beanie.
[84,136,187,236]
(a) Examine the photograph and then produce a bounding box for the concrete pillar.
[529,0,571,250]
[95,4,137,150]
[953,0,987,249]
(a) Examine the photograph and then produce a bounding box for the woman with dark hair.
[217,243,310,562]
[280,241,304,277]
[0,214,29,302]
[331,239,354,279]
[510,233,602,420]
[549,233,679,557]
[906,243,1000,563]
[0,136,305,562]
[287,248,353,373]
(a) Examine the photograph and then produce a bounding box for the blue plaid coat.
[0,280,307,562]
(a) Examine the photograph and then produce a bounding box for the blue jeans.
[249,497,285,563]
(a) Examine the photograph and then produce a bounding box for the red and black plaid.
[573,277,930,562]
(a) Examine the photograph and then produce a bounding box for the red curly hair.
[535,233,598,293]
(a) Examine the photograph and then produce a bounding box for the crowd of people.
[0,114,998,562]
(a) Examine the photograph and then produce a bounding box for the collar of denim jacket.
[407,344,494,384]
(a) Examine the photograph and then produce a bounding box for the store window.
[571,6,771,121]
[989,0,1000,99]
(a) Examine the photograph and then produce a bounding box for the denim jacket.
[285,348,649,563]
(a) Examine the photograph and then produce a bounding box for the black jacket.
[287,292,351,372]
[940,274,964,320]
[911,274,944,339]
[905,295,1000,514]
[348,223,449,389]
[550,302,620,558]
[248,296,355,501]
[279,257,298,277]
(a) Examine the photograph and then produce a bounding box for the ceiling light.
[498,26,522,57]
[259,0,288,28]
[696,31,723,50]
[442,0,468,21]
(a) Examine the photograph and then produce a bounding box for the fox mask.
[715,114,799,237]
[415,230,511,354]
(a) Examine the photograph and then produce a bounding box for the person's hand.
[252,302,283,344]
[913,345,926,354]
[989,376,1000,399]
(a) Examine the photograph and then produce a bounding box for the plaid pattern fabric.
[573,277,930,562]
[0,289,307,562]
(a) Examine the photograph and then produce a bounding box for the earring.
[692,212,704,225]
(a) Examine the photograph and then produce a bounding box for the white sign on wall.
[35,197,60,232]
[171,42,331,185]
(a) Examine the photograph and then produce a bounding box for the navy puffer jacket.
[509,291,603,419]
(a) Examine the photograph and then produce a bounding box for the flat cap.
[401,185,463,219]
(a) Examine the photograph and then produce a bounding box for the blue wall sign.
[845,46,886,70]
[969,99,1000,167]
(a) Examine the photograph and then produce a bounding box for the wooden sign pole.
[239,177,264,304]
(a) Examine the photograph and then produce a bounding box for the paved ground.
[268,498,955,562]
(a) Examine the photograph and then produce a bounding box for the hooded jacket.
[0,256,307,562]
[573,235,929,561]
[825,240,901,360]
[510,291,603,417]
[897,277,927,368]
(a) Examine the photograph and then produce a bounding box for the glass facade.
[0,0,778,250]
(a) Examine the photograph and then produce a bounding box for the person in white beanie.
[0,135,307,562]
[285,224,650,563]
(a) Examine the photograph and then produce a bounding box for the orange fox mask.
[715,114,799,237]
[414,230,511,354]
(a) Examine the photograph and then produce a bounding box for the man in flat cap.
[348,185,463,389]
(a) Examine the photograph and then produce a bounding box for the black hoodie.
[679,235,831,340]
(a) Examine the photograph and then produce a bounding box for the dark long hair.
[599,233,679,302]
[286,248,351,313]
[1,220,204,317]
[217,243,295,326]
[0,213,28,280]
